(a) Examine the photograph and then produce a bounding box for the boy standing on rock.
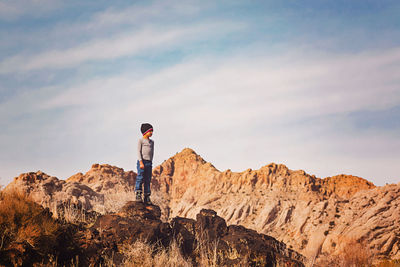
[135,123,154,204]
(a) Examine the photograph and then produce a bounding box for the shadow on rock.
[82,202,306,266]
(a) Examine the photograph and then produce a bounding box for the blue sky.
[1,0,399,186]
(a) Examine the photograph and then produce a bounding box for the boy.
[135,123,154,204]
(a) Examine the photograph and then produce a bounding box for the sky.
[1,0,400,187]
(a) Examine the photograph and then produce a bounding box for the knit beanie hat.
[141,123,153,135]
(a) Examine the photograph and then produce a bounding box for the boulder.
[80,202,306,266]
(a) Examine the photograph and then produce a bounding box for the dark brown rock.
[81,202,172,265]
[79,202,305,266]
[195,208,228,240]
[170,217,197,256]
[119,201,161,220]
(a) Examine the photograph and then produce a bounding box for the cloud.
[0,0,63,21]
[0,20,243,74]
[27,45,399,136]
[1,45,391,186]
[1,44,400,186]
[0,1,213,56]
[83,1,204,30]
[1,0,399,186]
[0,29,174,73]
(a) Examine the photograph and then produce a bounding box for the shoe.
[135,191,142,202]
[143,194,152,205]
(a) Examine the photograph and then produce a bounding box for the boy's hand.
[140,161,145,169]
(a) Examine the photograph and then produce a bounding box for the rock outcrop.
[67,163,136,194]
[1,189,305,266]
[4,171,103,211]
[3,164,138,216]
[82,201,305,266]
[152,148,398,263]
[3,147,399,264]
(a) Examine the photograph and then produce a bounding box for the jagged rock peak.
[155,148,376,199]
[89,163,124,171]
[172,148,206,162]
[259,162,291,174]
[163,147,218,170]
[66,163,136,193]
[321,174,376,198]
[87,163,126,176]
[323,174,375,187]
[178,147,198,156]
[11,170,53,184]
[67,163,130,182]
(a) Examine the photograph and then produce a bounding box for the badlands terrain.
[3,148,400,265]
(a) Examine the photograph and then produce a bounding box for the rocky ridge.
[0,189,305,266]
[4,164,138,216]
[67,163,136,193]
[3,148,399,264]
[4,170,102,211]
[152,148,398,263]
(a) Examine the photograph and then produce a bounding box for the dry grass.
[340,239,372,267]
[99,189,165,214]
[0,189,82,266]
[101,189,136,213]
[48,200,101,227]
[376,259,400,267]
[101,227,224,267]
[194,226,220,267]
[118,239,192,267]
[0,189,60,245]
[315,237,373,267]
[50,201,88,224]
[0,189,61,265]
[37,255,80,267]
[120,237,210,267]
[116,236,251,267]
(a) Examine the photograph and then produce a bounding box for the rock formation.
[4,164,137,216]
[0,189,304,266]
[67,163,136,194]
[82,201,305,266]
[152,148,399,263]
[3,147,399,264]
[4,170,103,211]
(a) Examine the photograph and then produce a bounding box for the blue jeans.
[135,160,152,195]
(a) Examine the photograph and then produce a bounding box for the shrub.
[0,189,81,266]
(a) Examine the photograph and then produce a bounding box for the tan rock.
[151,148,398,263]
[4,171,102,211]
[67,163,136,193]
[3,147,398,264]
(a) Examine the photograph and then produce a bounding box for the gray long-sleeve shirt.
[138,138,154,162]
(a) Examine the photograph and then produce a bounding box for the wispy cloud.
[1,1,399,186]
[0,0,63,21]
[0,28,182,73]
[2,45,395,184]
[0,21,243,74]
[84,1,203,30]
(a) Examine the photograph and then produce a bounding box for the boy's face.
[144,130,153,138]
